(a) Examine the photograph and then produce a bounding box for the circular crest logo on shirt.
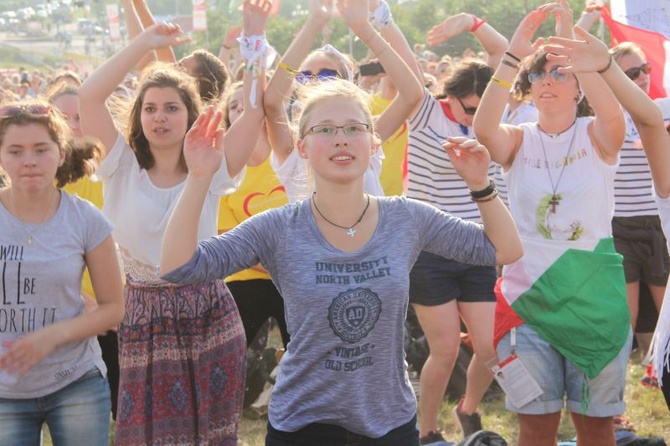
[328,287,382,343]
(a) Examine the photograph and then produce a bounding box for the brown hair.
[610,42,645,65]
[190,49,229,103]
[437,59,492,100]
[221,81,244,129]
[127,65,201,170]
[0,100,103,187]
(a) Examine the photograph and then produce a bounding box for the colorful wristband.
[278,61,300,75]
[470,15,486,33]
[491,76,513,89]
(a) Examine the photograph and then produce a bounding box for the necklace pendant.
[549,195,559,214]
[347,228,356,238]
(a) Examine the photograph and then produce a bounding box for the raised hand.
[552,0,575,40]
[309,0,335,28]
[142,22,190,49]
[337,0,371,33]
[544,26,611,74]
[426,13,473,47]
[442,136,491,189]
[223,26,242,48]
[183,108,225,179]
[243,0,273,35]
[507,4,557,59]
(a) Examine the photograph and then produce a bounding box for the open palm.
[183,108,226,179]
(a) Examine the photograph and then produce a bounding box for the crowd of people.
[0,0,668,445]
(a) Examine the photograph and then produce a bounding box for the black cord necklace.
[537,119,578,214]
[312,192,371,238]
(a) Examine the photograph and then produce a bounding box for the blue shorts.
[496,324,632,417]
[409,251,497,306]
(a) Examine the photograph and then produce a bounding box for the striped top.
[407,90,494,222]
[613,98,670,217]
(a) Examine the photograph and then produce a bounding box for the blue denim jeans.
[266,415,419,446]
[0,368,110,446]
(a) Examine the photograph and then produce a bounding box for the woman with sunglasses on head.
[382,6,508,442]
[474,3,629,446]
[265,0,392,202]
[77,1,270,443]
[159,5,522,445]
[0,102,124,445]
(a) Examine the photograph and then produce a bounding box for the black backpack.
[456,430,507,446]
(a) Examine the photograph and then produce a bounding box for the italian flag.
[499,237,629,379]
[601,5,670,99]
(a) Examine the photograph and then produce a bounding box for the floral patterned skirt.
[114,279,246,445]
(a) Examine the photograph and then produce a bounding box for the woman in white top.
[77,1,271,443]
[474,2,628,445]
[544,19,670,415]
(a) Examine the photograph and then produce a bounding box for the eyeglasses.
[624,62,652,81]
[296,68,340,84]
[527,66,570,84]
[456,97,477,116]
[0,104,52,117]
[303,123,371,139]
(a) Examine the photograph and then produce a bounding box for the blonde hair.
[610,42,646,64]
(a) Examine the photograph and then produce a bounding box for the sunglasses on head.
[295,68,340,84]
[527,66,570,84]
[0,104,52,118]
[624,62,652,81]
[456,97,477,116]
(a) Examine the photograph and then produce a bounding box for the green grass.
[41,351,670,446]
[236,357,670,445]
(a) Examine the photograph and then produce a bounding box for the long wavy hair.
[127,65,201,171]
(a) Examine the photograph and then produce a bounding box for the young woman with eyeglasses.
[158,6,522,443]
[474,3,629,445]
[77,1,269,443]
[0,102,124,445]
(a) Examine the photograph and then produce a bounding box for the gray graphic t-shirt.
[163,196,495,437]
[0,192,111,398]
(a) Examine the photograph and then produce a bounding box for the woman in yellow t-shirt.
[219,81,290,351]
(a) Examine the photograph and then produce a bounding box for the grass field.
[235,360,669,445]
[43,350,669,446]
